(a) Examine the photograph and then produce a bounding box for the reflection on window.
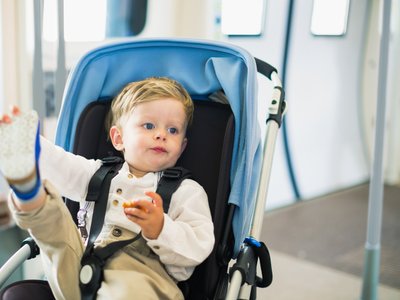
[311,0,350,36]
[221,0,265,36]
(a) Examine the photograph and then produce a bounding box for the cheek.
[123,136,143,151]
[172,141,185,157]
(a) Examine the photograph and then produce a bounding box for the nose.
[154,129,166,141]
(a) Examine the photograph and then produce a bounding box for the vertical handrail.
[55,0,66,116]
[32,0,45,119]
[361,0,392,299]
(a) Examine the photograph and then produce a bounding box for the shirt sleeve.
[39,137,102,201]
[144,179,215,281]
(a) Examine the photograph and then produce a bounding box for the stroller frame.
[226,68,284,299]
[0,38,285,300]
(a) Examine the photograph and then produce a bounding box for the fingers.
[11,106,21,116]
[123,200,152,218]
[123,196,162,220]
[0,114,12,124]
[123,193,164,239]
[123,192,163,210]
[122,200,151,212]
[125,206,148,220]
[0,106,21,124]
[123,191,164,221]
[145,191,163,208]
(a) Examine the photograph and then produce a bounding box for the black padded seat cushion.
[0,280,55,300]
[70,98,235,299]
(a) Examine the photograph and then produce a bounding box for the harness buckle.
[77,208,89,239]
[101,156,124,165]
[162,168,182,179]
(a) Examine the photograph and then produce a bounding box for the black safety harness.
[77,156,191,300]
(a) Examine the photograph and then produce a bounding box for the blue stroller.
[0,38,285,299]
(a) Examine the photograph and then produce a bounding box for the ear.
[109,126,124,151]
[180,137,188,155]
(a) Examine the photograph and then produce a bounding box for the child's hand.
[123,191,164,239]
[0,106,21,124]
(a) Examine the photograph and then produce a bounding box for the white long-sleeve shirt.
[39,137,214,281]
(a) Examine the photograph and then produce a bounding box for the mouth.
[151,147,167,153]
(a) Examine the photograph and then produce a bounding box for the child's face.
[110,98,188,177]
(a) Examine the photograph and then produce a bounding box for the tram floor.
[258,183,400,299]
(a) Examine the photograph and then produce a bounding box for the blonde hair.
[106,77,194,131]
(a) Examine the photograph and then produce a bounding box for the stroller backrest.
[56,39,263,258]
[68,97,235,299]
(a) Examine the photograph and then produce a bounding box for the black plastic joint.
[266,87,286,127]
[21,237,40,259]
[229,245,256,286]
[228,263,247,286]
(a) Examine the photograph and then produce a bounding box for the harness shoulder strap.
[80,156,123,300]
[85,156,124,248]
[157,167,192,212]
[86,156,124,202]
[79,159,191,300]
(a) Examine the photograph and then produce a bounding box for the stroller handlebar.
[255,58,278,81]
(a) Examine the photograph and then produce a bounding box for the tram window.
[221,0,265,36]
[42,0,107,42]
[42,0,147,42]
[310,0,350,36]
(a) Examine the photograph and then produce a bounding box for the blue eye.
[168,127,178,134]
[143,123,155,130]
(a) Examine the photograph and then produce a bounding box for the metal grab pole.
[361,0,392,299]
[55,0,67,115]
[32,0,45,119]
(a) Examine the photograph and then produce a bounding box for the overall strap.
[157,167,192,213]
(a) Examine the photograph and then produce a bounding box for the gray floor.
[257,183,400,299]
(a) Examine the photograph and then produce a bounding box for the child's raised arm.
[39,137,101,201]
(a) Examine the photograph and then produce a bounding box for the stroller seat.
[71,98,236,299]
[1,38,283,299]
[1,98,235,300]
